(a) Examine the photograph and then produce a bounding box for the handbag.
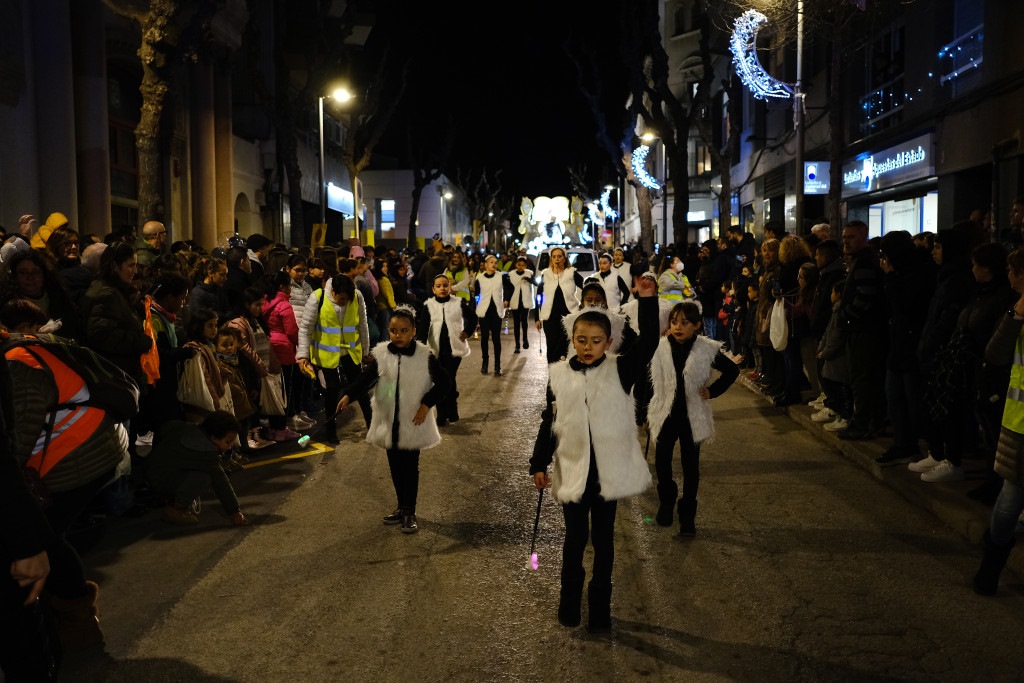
[769,299,789,351]
[260,372,287,416]
[177,355,216,412]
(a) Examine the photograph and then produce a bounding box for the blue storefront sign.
[841,133,934,198]
[804,162,830,195]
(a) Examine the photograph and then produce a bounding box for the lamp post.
[317,87,353,234]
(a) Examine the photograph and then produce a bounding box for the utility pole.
[794,0,805,235]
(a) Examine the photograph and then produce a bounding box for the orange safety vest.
[5,345,106,478]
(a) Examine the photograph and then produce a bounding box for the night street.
[63,333,1024,683]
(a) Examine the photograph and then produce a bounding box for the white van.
[533,246,600,284]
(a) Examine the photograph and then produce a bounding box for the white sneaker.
[920,460,964,482]
[807,392,826,409]
[299,411,319,424]
[908,454,943,473]
[811,407,837,423]
[823,417,849,432]
[288,415,314,431]
[135,431,154,447]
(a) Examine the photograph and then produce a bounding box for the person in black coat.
[875,231,936,465]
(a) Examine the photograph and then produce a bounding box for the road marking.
[242,443,336,469]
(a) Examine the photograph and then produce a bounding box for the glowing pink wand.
[529,488,544,570]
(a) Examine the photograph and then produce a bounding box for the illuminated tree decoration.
[730,10,792,100]
[632,145,661,190]
[600,189,618,221]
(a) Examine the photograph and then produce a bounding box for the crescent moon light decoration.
[632,145,661,190]
[730,10,793,100]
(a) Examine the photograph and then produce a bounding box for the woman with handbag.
[262,271,311,433]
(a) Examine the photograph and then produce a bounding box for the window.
[858,25,906,136]
[380,199,395,233]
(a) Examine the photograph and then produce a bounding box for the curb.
[739,375,1024,581]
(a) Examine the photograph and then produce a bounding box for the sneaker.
[811,407,837,423]
[920,460,964,482]
[875,448,913,467]
[299,410,320,424]
[382,508,402,525]
[162,505,199,526]
[807,392,826,409]
[268,427,301,442]
[401,512,419,534]
[908,454,943,473]
[247,429,274,450]
[289,415,315,431]
[823,417,849,432]
[135,431,154,447]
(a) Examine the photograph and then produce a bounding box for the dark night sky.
[365,1,630,201]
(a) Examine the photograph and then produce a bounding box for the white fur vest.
[647,335,722,445]
[425,298,471,358]
[560,306,627,355]
[508,270,535,310]
[365,341,441,451]
[475,272,506,318]
[547,357,652,504]
[622,297,674,336]
[538,268,579,321]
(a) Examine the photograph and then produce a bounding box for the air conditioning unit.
[255,190,267,207]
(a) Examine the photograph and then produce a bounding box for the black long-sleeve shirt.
[666,336,740,420]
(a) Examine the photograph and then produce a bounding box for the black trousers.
[321,355,371,426]
[561,486,617,594]
[846,331,887,433]
[479,309,502,369]
[45,468,116,599]
[386,448,420,511]
[543,317,569,364]
[436,355,462,421]
[511,309,530,349]
[654,417,701,502]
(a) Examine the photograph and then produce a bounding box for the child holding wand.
[337,305,451,534]
[529,274,659,633]
[648,301,739,535]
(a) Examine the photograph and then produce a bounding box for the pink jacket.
[262,291,298,367]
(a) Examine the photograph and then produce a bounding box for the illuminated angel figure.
[518,198,536,235]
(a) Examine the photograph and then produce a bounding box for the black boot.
[677,499,697,537]
[557,577,584,627]
[493,362,502,377]
[481,357,489,375]
[324,419,340,445]
[586,581,612,633]
[655,481,678,527]
[973,529,1015,596]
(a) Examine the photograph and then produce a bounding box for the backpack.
[3,334,140,421]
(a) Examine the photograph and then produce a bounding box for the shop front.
[841,132,938,238]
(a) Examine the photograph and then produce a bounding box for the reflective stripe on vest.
[1003,336,1024,433]
[5,345,106,478]
[448,268,470,302]
[659,272,684,303]
[310,290,362,367]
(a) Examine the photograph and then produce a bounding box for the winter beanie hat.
[30,211,69,250]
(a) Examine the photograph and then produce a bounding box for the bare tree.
[102,0,229,222]
[455,169,505,249]
[340,47,409,245]
[406,116,455,249]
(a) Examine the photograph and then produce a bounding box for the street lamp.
[318,87,354,229]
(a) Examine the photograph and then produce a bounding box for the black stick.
[529,487,544,560]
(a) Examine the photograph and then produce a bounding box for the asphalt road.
[62,331,1024,682]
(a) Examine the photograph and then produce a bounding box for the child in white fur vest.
[648,301,739,536]
[529,275,659,634]
[337,306,451,534]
